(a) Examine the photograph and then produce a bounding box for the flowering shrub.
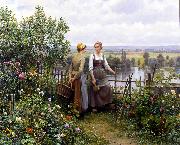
[0,61,107,144]
[118,69,180,144]
[0,93,104,144]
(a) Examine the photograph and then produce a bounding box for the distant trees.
[143,52,149,66]
[176,56,180,67]
[106,55,121,69]
[165,55,169,66]
[149,58,157,71]
[121,50,126,63]
[169,58,175,67]
[106,50,131,70]
[104,52,178,71]
[157,54,165,67]
[130,58,135,67]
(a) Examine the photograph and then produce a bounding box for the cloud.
[111,0,144,14]
[0,0,179,46]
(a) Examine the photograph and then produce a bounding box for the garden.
[0,6,179,145]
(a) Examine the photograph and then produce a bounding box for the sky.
[0,0,180,46]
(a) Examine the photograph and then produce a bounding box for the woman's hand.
[107,66,116,75]
[69,77,75,83]
[112,70,116,75]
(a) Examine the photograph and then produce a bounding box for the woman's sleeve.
[89,54,93,71]
[104,55,110,69]
[74,57,85,79]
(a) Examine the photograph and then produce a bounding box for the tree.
[130,58,135,67]
[0,6,70,70]
[165,55,170,67]
[176,56,180,67]
[121,49,126,63]
[169,58,175,67]
[138,59,141,67]
[0,7,19,61]
[149,58,157,72]
[143,52,149,66]
[157,54,165,67]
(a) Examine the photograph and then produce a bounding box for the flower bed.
[116,69,180,144]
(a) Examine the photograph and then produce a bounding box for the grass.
[77,108,179,145]
[78,111,137,145]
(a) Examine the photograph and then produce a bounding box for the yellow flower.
[29,69,37,76]
[177,113,180,119]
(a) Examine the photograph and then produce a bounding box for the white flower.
[16,117,22,122]
[39,91,44,96]
[60,114,63,118]
[48,98,51,102]
[36,88,40,92]
[18,90,22,95]
[172,106,174,109]
[171,90,176,95]
[56,105,61,109]
[162,100,165,103]
[60,133,66,137]
[41,112,45,116]
[8,119,12,123]
[3,112,7,115]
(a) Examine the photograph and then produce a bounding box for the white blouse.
[89,53,110,71]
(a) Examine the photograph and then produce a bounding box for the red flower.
[18,72,25,80]
[26,127,33,134]
[66,115,72,120]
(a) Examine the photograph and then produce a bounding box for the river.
[108,67,180,87]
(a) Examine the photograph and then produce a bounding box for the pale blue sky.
[1,0,180,46]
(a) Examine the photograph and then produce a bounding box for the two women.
[69,41,115,114]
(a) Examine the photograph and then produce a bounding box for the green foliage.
[143,52,149,66]
[0,6,70,70]
[118,69,180,144]
[0,63,107,145]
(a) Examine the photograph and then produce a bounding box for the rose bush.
[118,69,180,144]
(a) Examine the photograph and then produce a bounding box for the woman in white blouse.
[89,41,115,112]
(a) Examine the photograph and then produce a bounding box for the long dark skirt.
[72,78,82,112]
[89,84,113,108]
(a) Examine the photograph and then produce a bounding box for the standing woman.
[69,43,88,113]
[89,41,115,112]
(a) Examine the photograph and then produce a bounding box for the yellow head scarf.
[77,42,86,52]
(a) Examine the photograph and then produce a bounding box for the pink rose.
[18,72,25,80]
[3,61,12,65]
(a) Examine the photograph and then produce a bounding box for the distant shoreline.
[70,45,180,53]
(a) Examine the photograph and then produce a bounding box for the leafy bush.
[118,69,180,144]
[0,6,70,70]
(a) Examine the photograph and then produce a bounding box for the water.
[108,67,145,87]
[175,67,180,74]
[108,67,180,87]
